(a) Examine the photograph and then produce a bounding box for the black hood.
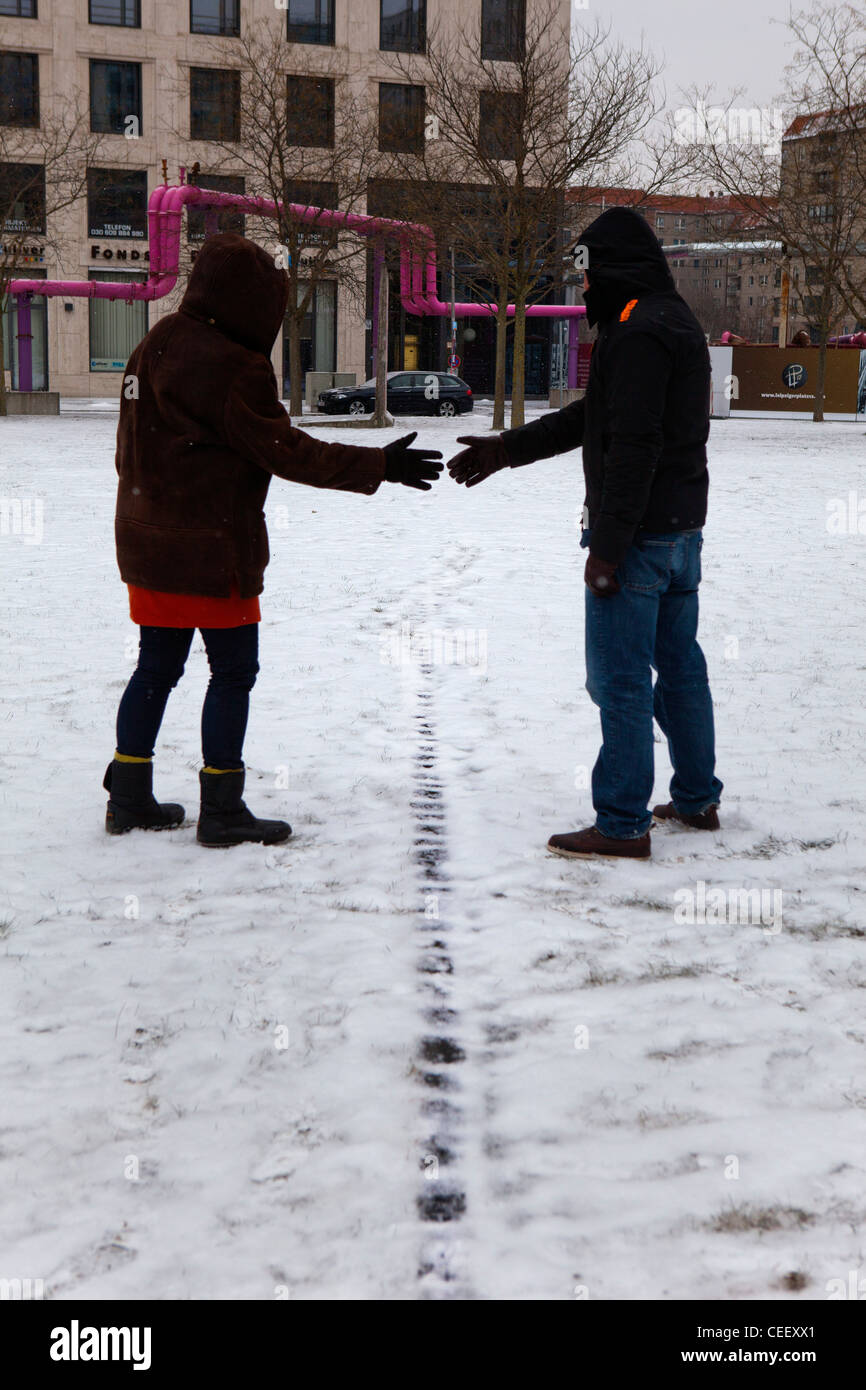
[179,232,290,357]
[575,206,676,327]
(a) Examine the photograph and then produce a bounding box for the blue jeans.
[116,624,260,770]
[582,529,722,839]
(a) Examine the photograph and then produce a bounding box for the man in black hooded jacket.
[447,206,723,859]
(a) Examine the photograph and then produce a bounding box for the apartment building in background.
[1,0,568,398]
[569,169,865,346]
[566,188,790,343]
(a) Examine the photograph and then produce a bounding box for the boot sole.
[547,844,651,861]
[197,831,293,848]
[106,818,186,835]
[651,817,719,831]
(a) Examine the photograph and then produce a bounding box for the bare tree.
[681,1,866,420]
[382,1,680,428]
[0,94,102,415]
[180,26,383,416]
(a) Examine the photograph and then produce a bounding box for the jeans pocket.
[620,540,672,593]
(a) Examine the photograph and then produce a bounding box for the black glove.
[382,432,444,491]
[584,553,621,597]
[447,434,511,487]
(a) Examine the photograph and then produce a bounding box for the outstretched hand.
[447,434,511,487]
[382,432,444,491]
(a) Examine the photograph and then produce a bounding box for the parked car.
[317,371,473,417]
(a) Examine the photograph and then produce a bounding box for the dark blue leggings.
[116,624,260,769]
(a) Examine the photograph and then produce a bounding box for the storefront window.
[283,279,336,394]
[88,269,147,372]
[2,271,48,390]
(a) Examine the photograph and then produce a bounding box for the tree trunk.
[0,285,8,418]
[510,288,527,429]
[286,312,303,416]
[814,317,829,423]
[492,301,509,431]
[373,253,389,428]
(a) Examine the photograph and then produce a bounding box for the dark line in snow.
[412,658,467,1292]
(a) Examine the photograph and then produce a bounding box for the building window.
[380,0,426,54]
[286,75,335,148]
[87,168,147,238]
[713,278,722,288]
[0,161,45,232]
[187,170,245,239]
[284,178,338,211]
[0,52,39,128]
[89,269,147,371]
[478,90,522,160]
[378,83,424,154]
[286,0,334,45]
[190,68,240,141]
[675,216,686,230]
[90,60,142,135]
[656,215,665,227]
[283,278,335,394]
[0,0,37,14]
[89,0,140,24]
[190,0,240,36]
[481,0,525,61]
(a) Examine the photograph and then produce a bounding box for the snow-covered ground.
[1,401,865,1301]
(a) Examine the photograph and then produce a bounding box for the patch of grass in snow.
[583,965,624,988]
[805,920,866,940]
[646,1039,732,1061]
[637,1105,708,1130]
[710,1204,815,1234]
[739,834,839,858]
[611,894,670,912]
[637,960,712,982]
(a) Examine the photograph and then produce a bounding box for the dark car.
[317,371,473,417]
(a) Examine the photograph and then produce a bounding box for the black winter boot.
[104,758,185,835]
[197,768,292,848]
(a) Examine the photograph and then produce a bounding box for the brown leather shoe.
[652,801,720,830]
[547,826,651,860]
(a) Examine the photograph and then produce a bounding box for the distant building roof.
[565,187,772,218]
[666,240,783,254]
[784,103,866,138]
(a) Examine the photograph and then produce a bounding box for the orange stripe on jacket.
[619,298,639,322]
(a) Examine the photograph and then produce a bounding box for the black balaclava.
[575,205,676,328]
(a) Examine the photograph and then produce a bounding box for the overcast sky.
[585,0,799,110]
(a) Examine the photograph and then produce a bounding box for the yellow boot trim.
[202,766,239,774]
[114,752,152,764]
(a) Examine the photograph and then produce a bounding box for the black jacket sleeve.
[500,395,585,467]
[589,328,673,564]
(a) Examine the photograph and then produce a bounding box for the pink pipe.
[10,183,585,322]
